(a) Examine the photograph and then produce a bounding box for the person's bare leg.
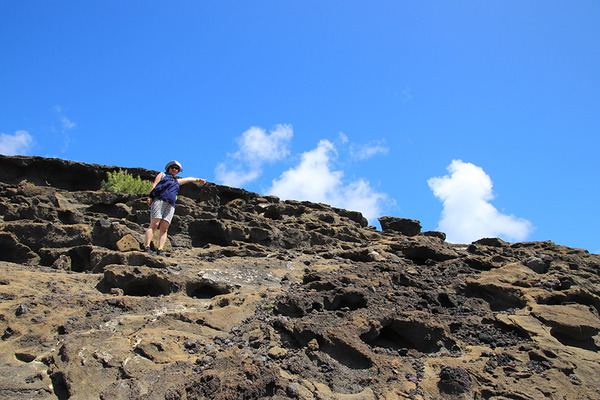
[157,220,170,250]
[144,218,161,248]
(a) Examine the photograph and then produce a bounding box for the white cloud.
[216,124,293,187]
[61,116,76,130]
[0,130,34,155]
[237,124,293,164]
[214,164,261,188]
[350,140,389,160]
[216,125,391,223]
[268,140,341,202]
[268,139,388,222]
[428,159,533,244]
[341,178,389,222]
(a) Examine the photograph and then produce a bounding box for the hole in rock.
[437,292,455,308]
[274,297,306,318]
[463,284,526,311]
[320,337,372,370]
[50,371,71,400]
[186,281,231,299]
[324,291,368,311]
[189,220,231,247]
[67,246,92,272]
[262,206,282,220]
[133,346,154,361]
[361,319,454,354]
[57,209,80,224]
[549,330,600,352]
[121,277,172,297]
[15,352,36,362]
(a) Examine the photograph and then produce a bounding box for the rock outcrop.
[0,155,599,399]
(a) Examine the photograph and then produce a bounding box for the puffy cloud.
[428,159,533,243]
[268,139,388,222]
[216,124,293,187]
[213,166,261,188]
[268,140,341,202]
[216,125,390,223]
[341,178,389,222]
[0,130,34,155]
[236,124,293,163]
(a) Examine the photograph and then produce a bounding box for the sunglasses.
[170,165,180,171]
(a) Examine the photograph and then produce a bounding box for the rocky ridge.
[0,155,599,399]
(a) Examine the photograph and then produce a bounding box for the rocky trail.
[0,155,599,399]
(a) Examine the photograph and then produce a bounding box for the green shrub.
[102,169,153,194]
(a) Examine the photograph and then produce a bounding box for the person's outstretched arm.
[177,177,206,185]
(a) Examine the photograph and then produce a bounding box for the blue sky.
[1,1,598,253]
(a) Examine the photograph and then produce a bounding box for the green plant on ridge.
[102,169,153,194]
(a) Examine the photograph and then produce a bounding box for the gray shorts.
[150,199,175,223]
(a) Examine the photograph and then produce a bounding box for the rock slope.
[0,155,599,400]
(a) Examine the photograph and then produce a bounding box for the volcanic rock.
[378,216,422,236]
[0,155,599,399]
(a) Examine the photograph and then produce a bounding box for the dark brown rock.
[378,216,421,236]
[438,366,471,394]
[0,231,40,265]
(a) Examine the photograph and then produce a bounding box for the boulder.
[378,216,421,236]
[421,231,446,241]
[116,234,141,252]
[0,231,40,265]
[525,254,553,273]
[472,237,509,247]
[438,366,471,394]
[92,219,143,250]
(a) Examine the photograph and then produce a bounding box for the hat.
[165,160,183,172]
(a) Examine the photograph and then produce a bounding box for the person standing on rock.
[143,160,205,256]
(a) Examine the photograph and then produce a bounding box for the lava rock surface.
[0,155,599,399]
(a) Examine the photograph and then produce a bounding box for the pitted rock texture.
[0,154,599,400]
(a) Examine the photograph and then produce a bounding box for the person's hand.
[197,178,206,185]
[146,197,152,206]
